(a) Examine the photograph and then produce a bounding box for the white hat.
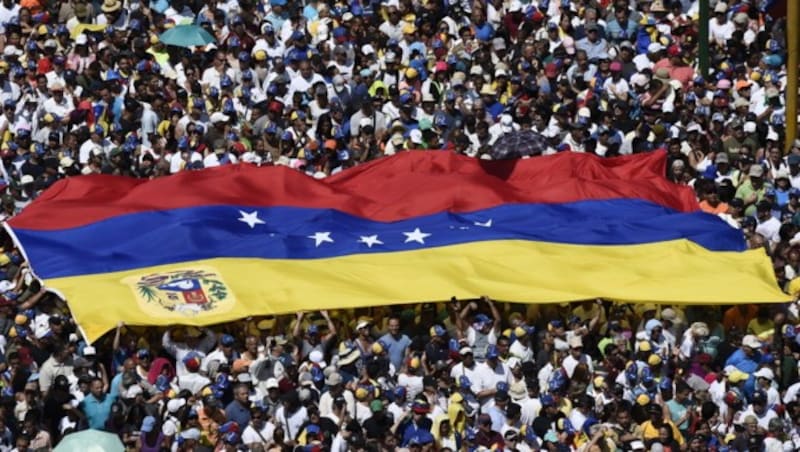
[82,346,96,356]
[265,377,279,389]
[742,334,761,349]
[714,2,728,13]
[630,440,646,451]
[361,44,375,55]
[506,357,521,368]
[554,338,569,351]
[59,157,74,168]
[647,43,664,53]
[409,129,423,144]
[20,175,34,185]
[2,46,21,57]
[743,121,757,133]
[459,346,473,355]
[568,335,583,349]
[167,398,186,413]
[237,373,253,383]
[309,349,327,368]
[754,367,774,380]
[180,428,201,441]
[124,384,143,398]
[631,73,649,87]
[356,320,371,330]
[210,112,230,123]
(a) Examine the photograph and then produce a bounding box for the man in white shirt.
[755,200,781,246]
[474,345,510,411]
[562,335,594,379]
[450,346,480,386]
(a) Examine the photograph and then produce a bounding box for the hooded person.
[433,413,462,450]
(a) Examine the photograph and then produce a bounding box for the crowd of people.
[0,0,796,450]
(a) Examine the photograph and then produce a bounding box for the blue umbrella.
[491,129,549,160]
[158,24,215,48]
[55,430,124,452]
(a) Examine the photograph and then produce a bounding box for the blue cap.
[290,31,305,41]
[549,319,563,329]
[228,36,241,48]
[496,381,509,393]
[337,149,350,161]
[193,98,205,109]
[155,375,170,392]
[541,393,555,406]
[220,75,233,88]
[475,313,491,324]
[141,416,156,433]
[306,424,320,435]
[221,334,235,346]
[486,344,499,359]
[177,136,189,149]
[219,421,238,434]
[432,325,446,337]
[659,377,672,391]
[307,324,319,335]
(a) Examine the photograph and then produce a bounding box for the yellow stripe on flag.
[45,239,787,343]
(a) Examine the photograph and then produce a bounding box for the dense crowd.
[0,0,796,450]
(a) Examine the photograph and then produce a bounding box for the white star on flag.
[238,210,265,228]
[403,228,431,244]
[474,219,493,228]
[358,235,384,248]
[308,232,334,247]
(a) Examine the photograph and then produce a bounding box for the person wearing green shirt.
[735,164,770,217]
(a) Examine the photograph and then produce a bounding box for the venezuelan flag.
[6,151,788,342]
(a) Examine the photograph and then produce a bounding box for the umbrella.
[158,24,215,48]
[490,129,549,160]
[55,430,124,452]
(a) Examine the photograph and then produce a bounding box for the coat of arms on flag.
[123,266,235,318]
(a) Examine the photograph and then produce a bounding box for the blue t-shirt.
[379,333,412,370]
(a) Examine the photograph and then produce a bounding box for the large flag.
[6,151,788,342]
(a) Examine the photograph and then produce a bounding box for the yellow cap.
[38,25,48,35]
[727,370,749,383]
[450,392,464,403]
[254,49,267,61]
[355,387,370,400]
[14,314,27,325]
[638,341,652,352]
[648,354,662,366]
[409,357,420,369]
[514,326,527,337]
[371,342,384,355]
[402,24,416,35]
[405,67,418,79]
[636,394,651,405]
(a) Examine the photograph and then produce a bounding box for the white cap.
[82,346,96,356]
[20,175,34,185]
[265,377,279,389]
[167,398,186,413]
[753,367,774,380]
[409,129,423,144]
[210,112,230,123]
[742,334,761,349]
[743,121,756,133]
[309,349,327,368]
[356,320,371,330]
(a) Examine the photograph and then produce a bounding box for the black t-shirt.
[363,412,394,440]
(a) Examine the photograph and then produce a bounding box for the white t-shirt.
[241,421,275,446]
